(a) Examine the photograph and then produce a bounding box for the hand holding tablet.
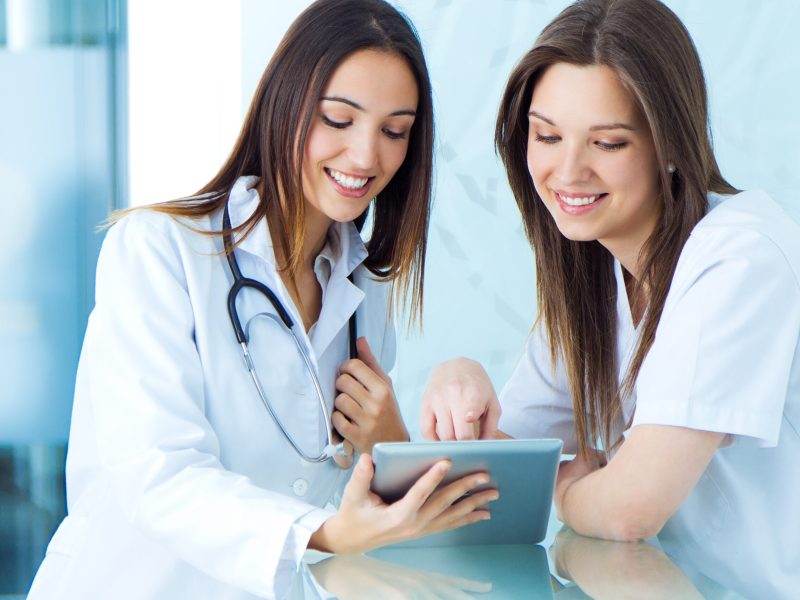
[370,439,562,546]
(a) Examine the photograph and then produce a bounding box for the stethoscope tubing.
[222,203,352,466]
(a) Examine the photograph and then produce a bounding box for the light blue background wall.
[2,0,799,446]
[382,0,800,437]
[0,1,121,443]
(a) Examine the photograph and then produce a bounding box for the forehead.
[321,49,419,109]
[530,63,643,126]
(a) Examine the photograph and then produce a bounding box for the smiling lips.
[325,167,374,198]
[553,190,608,214]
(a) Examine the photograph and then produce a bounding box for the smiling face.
[526,62,661,270]
[301,49,418,227]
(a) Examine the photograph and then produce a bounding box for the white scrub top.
[28,176,396,600]
[499,190,800,598]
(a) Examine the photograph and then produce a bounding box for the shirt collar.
[226,175,368,276]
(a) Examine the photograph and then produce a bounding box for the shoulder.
[105,208,216,251]
[96,208,222,301]
[102,208,220,268]
[672,190,800,296]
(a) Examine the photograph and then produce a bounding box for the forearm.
[557,426,724,541]
[557,467,657,541]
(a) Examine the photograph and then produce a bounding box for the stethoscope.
[223,203,356,469]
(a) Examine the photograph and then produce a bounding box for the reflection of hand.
[420,358,501,441]
[308,454,499,554]
[334,337,409,454]
[551,527,703,599]
[309,553,492,600]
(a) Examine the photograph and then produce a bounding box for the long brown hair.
[496,0,738,458]
[132,0,434,323]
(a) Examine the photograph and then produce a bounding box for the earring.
[667,163,676,174]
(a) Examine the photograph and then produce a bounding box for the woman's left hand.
[333,337,409,454]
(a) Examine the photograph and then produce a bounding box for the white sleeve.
[86,214,330,598]
[633,228,800,447]
[498,325,577,453]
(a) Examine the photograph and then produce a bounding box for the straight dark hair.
[496,0,738,458]
[129,0,434,324]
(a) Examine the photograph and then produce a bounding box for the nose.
[347,129,379,171]
[554,141,592,185]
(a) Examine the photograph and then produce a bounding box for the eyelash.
[321,115,407,140]
[596,141,627,151]
[322,115,349,129]
[535,134,559,144]
[383,128,407,140]
[534,134,627,152]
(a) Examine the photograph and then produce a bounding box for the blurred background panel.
[1,0,798,596]
[0,0,124,594]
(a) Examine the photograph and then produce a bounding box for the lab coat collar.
[226,175,276,267]
[226,176,368,360]
[226,175,368,277]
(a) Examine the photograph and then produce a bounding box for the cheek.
[526,143,547,184]
[605,153,656,194]
[383,140,410,178]
[303,127,338,168]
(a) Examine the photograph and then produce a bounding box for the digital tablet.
[370,439,562,546]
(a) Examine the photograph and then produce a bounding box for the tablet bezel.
[370,438,563,546]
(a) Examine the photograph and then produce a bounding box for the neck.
[302,210,333,271]
[606,241,644,280]
[268,207,332,273]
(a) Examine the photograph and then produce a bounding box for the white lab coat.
[28,176,396,600]
[499,190,800,598]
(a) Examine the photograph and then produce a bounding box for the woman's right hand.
[308,454,498,554]
[420,358,502,441]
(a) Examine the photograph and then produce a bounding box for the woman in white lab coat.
[28,1,497,598]
[421,0,800,597]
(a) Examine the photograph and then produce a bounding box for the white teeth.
[328,168,369,189]
[558,193,600,206]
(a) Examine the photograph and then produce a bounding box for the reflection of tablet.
[368,544,554,599]
[370,439,562,546]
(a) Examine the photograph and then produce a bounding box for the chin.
[554,224,598,243]
[324,204,370,224]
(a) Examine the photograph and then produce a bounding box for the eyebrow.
[528,109,635,132]
[321,95,416,117]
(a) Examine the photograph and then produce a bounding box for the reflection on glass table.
[307,544,552,599]
[548,527,743,599]
[300,526,746,600]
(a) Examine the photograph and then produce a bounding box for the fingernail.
[490,492,500,501]
[481,513,491,521]
[476,476,489,485]
[438,461,451,473]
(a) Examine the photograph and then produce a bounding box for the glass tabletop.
[294,511,746,599]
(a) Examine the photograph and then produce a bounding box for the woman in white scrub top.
[421,0,800,597]
[28,1,497,599]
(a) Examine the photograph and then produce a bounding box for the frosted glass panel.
[384,0,800,434]
[0,46,113,442]
[0,0,121,593]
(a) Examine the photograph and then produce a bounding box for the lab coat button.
[292,478,309,497]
